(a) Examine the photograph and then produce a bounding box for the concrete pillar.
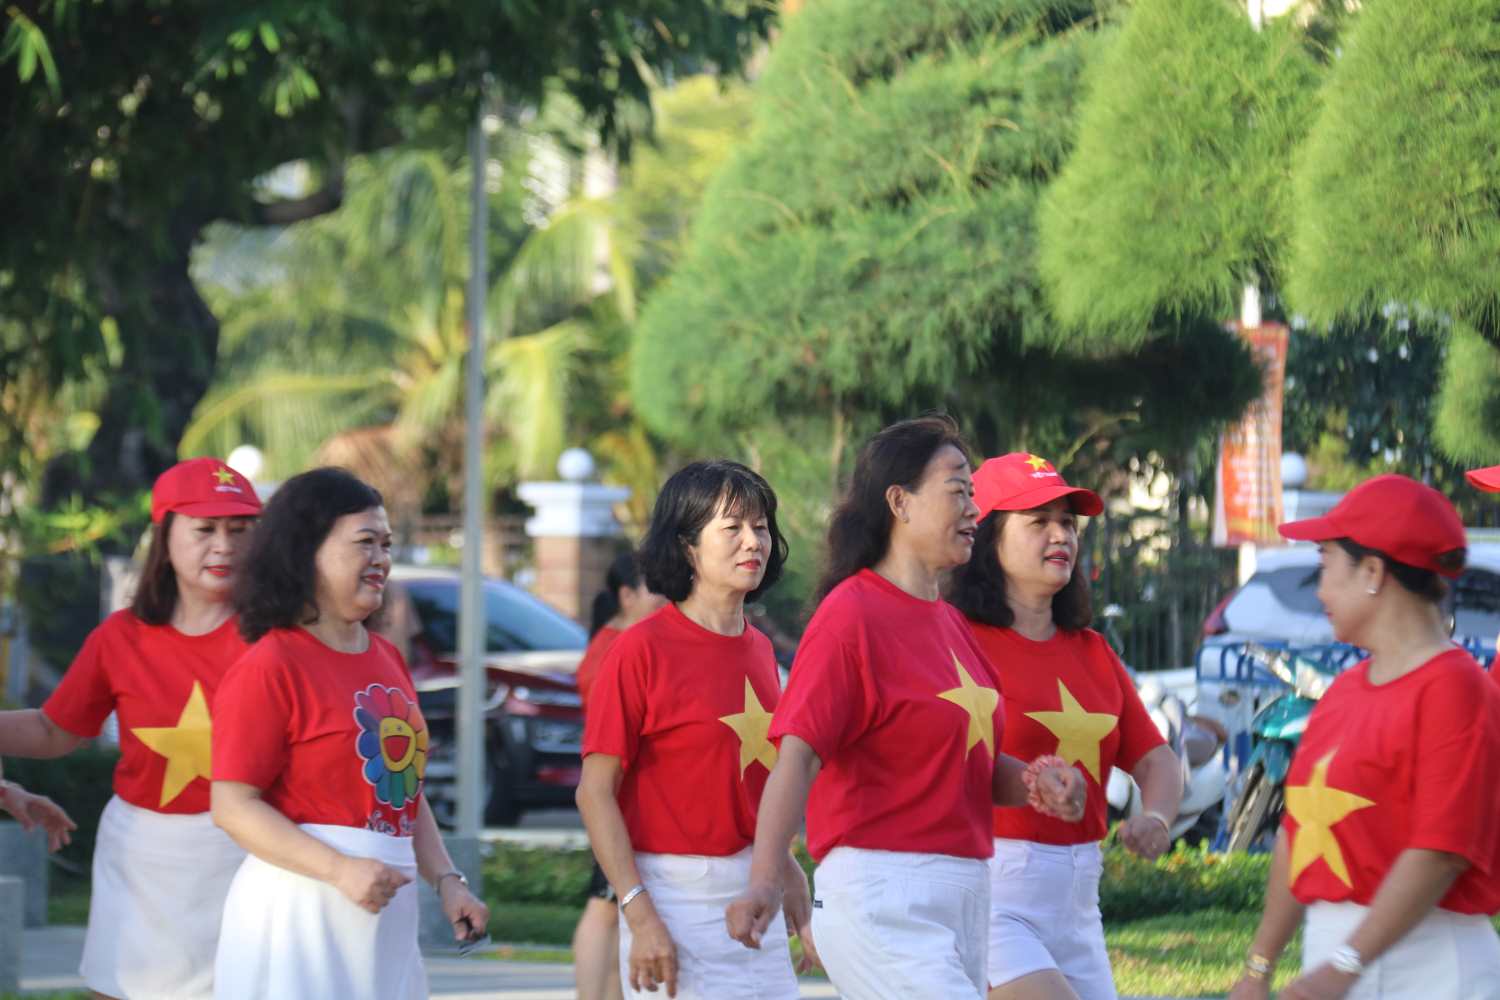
[0,822,47,926]
[516,449,631,624]
[418,835,484,950]
[0,875,20,992]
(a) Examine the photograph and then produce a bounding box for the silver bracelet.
[433,869,468,891]
[1329,944,1364,976]
[619,884,648,910]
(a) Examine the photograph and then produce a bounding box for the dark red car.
[394,566,587,827]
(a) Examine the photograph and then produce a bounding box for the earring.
[1367,586,1378,596]
[900,512,910,523]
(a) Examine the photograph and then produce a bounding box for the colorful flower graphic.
[354,684,428,809]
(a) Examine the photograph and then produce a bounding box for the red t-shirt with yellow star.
[771,570,1003,862]
[583,603,781,856]
[575,626,622,713]
[970,623,1164,844]
[43,610,249,815]
[1281,648,1500,914]
[212,628,428,837]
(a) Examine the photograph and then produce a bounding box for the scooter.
[1105,676,1230,846]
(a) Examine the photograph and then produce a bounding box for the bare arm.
[993,752,1086,820]
[725,736,821,948]
[992,753,1029,806]
[0,709,83,758]
[412,795,489,942]
[211,780,409,914]
[1229,831,1305,998]
[1119,744,1183,859]
[576,753,678,996]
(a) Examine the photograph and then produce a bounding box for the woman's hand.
[625,895,678,996]
[1118,813,1172,860]
[329,854,412,914]
[1279,964,1357,1000]
[781,857,820,972]
[0,780,76,852]
[1034,764,1087,822]
[438,876,490,945]
[1227,973,1273,1000]
[725,880,783,950]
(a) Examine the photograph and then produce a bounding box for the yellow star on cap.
[1285,750,1376,888]
[1025,454,1051,472]
[212,467,236,484]
[719,678,779,777]
[1024,679,1118,783]
[938,651,1000,758]
[132,680,214,807]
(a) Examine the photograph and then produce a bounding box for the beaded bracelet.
[1021,754,1070,815]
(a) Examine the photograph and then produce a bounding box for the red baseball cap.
[1277,474,1465,577]
[151,457,262,523]
[972,452,1103,518]
[1466,465,1500,492]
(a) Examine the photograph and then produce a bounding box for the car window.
[1455,569,1500,645]
[1224,565,1323,632]
[404,579,588,653]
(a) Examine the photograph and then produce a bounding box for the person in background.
[727,417,1086,1000]
[573,550,665,1000]
[0,762,75,851]
[1463,464,1500,679]
[1230,474,1500,1000]
[211,468,488,999]
[577,460,808,999]
[950,452,1182,1000]
[0,457,260,1000]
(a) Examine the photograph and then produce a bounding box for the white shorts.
[987,838,1116,998]
[214,823,427,1000]
[811,847,990,1000]
[80,795,245,1000]
[1304,900,1500,999]
[620,848,799,1000]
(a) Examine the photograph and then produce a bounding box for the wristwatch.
[1329,944,1364,976]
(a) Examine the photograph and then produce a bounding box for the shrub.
[1099,835,1270,923]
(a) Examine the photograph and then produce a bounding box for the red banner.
[1213,322,1289,547]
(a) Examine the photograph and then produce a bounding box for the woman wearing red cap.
[210,468,487,999]
[1230,474,1500,999]
[0,456,261,1000]
[1464,464,1500,686]
[577,461,806,1000]
[949,452,1181,1000]
[726,417,1086,1000]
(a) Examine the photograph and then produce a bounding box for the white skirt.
[80,795,245,1000]
[620,848,799,1000]
[987,839,1116,998]
[1304,900,1500,999]
[811,847,990,1000]
[214,823,427,1000]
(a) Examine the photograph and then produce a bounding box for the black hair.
[235,467,385,643]
[590,551,644,637]
[1332,537,1463,604]
[813,414,971,605]
[638,460,788,603]
[131,514,179,625]
[948,510,1093,631]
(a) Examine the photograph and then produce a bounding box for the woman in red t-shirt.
[578,460,807,999]
[0,456,260,1000]
[1231,475,1500,999]
[209,468,488,1000]
[573,550,664,1000]
[726,416,1087,1000]
[950,453,1181,1000]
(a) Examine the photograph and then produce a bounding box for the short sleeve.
[211,649,293,790]
[770,623,866,764]
[1107,639,1168,773]
[581,633,648,766]
[42,625,117,738]
[1407,664,1499,873]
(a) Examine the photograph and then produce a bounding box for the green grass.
[486,901,584,947]
[1106,908,1300,995]
[47,873,90,925]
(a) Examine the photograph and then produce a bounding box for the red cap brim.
[155,499,262,523]
[1277,516,1338,542]
[985,484,1103,518]
[1467,466,1500,492]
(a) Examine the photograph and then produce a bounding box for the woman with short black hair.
[211,467,487,999]
[577,460,807,1000]
[727,417,1086,1000]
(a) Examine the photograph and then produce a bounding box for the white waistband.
[299,824,416,868]
[993,838,1101,859]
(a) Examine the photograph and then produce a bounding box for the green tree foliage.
[0,1,775,511]
[1038,0,1319,337]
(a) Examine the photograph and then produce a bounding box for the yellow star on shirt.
[719,678,779,777]
[938,651,1000,758]
[132,681,213,807]
[1025,454,1051,471]
[1024,680,1118,783]
[212,467,236,484]
[1285,750,1376,888]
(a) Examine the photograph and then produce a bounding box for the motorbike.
[1105,673,1230,846]
[1223,643,1352,852]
